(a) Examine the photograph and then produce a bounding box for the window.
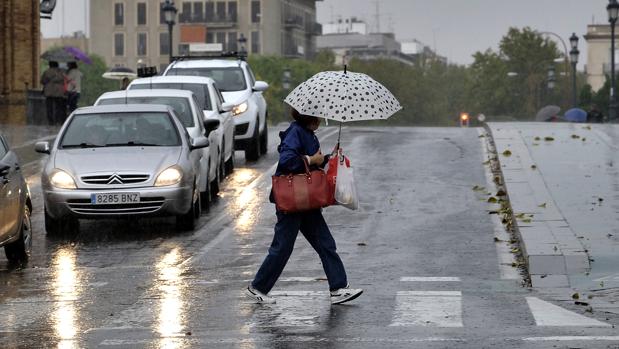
[251,0,260,23]
[114,2,124,26]
[216,1,225,20]
[206,32,214,43]
[98,97,194,127]
[180,2,191,23]
[137,32,147,56]
[160,32,170,55]
[130,83,212,110]
[205,1,214,21]
[167,67,247,92]
[114,33,124,56]
[228,1,237,22]
[193,2,204,22]
[228,32,237,51]
[251,31,259,54]
[137,2,147,25]
[216,32,226,45]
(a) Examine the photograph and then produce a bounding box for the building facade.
[0,0,40,123]
[584,24,616,92]
[90,0,322,72]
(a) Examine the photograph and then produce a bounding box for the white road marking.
[390,291,463,327]
[523,336,619,341]
[525,297,611,327]
[400,277,460,282]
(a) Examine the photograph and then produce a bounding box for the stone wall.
[0,0,40,124]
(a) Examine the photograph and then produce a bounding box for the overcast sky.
[41,0,610,68]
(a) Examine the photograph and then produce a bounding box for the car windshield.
[129,83,212,110]
[60,112,181,148]
[167,67,247,92]
[97,96,195,127]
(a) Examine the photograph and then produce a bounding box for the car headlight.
[50,169,77,189]
[232,101,249,116]
[155,166,183,187]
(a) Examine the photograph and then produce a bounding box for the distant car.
[164,56,269,161]
[0,134,32,263]
[127,76,236,179]
[95,89,220,206]
[35,104,210,233]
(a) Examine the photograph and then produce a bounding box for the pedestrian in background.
[587,104,604,123]
[245,108,363,305]
[40,61,66,125]
[66,62,83,114]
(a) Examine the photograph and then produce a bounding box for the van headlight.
[232,101,249,116]
[155,166,183,187]
[50,169,77,189]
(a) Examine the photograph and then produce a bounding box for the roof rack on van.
[171,51,247,62]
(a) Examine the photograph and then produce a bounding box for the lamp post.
[238,33,247,58]
[569,33,580,107]
[163,0,177,63]
[608,0,619,122]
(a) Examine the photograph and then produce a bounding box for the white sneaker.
[245,285,276,304]
[330,284,363,305]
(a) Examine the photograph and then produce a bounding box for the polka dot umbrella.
[284,68,402,143]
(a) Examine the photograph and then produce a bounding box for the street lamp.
[547,64,556,90]
[238,33,247,58]
[163,0,177,63]
[608,0,619,122]
[569,33,579,107]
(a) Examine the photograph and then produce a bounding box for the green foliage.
[79,54,119,106]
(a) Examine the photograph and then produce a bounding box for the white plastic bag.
[334,158,359,210]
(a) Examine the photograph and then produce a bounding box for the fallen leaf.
[515,213,526,219]
[482,160,490,165]
[511,248,520,253]
[472,185,486,191]
[496,189,506,196]
[583,125,592,130]
[544,136,555,141]
[502,150,512,157]
[582,137,586,141]
[538,203,547,208]
[185,331,192,336]
[521,218,532,223]
[575,301,589,306]
[531,164,537,169]
[571,134,581,139]
[357,242,367,246]
[534,136,541,141]
[478,134,486,138]
[487,197,498,203]
[494,237,501,242]
[572,292,580,300]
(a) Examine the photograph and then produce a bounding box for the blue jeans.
[252,209,348,293]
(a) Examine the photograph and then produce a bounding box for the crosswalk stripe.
[526,297,611,327]
[400,277,461,282]
[390,291,463,327]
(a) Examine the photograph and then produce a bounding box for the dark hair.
[291,108,317,128]
[49,61,59,68]
[67,62,78,70]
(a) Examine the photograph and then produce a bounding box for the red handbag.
[272,158,333,213]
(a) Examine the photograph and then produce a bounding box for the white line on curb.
[400,277,460,282]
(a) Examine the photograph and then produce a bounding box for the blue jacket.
[274,121,329,176]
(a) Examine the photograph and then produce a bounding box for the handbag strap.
[301,155,311,174]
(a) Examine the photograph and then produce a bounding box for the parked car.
[0,133,32,263]
[95,89,220,205]
[127,75,236,179]
[164,56,269,161]
[35,104,210,233]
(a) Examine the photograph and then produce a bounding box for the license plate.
[90,193,140,205]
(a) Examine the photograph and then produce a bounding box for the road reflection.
[156,248,187,349]
[226,168,263,234]
[51,248,81,349]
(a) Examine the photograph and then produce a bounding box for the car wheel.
[176,186,198,231]
[225,141,235,175]
[44,208,79,236]
[5,205,32,263]
[245,120,260,162]
[259,118,268,155]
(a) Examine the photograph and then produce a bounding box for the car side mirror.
[190,136,210,150]
[0,162,10,177]
[253,81,269,92]
[35,141,51,154]
[204,119,220,137]
[220,102,234,113]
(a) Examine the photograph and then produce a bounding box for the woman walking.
[246,108,363,305]
[66,62,83,114]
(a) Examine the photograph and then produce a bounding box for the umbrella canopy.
[64,46,92,65]
[102,67,137,80]
[284,70,401,123]
[41,48,75,62]
[564,108,587,123]
[535,105,561,122]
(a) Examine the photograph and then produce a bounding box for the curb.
[483,123,590,288]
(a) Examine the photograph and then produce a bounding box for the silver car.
[35,104,210,234]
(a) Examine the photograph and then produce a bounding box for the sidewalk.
[486,122,619,313]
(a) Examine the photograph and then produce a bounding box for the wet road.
[0,125,618,348]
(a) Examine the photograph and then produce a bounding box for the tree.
[79,54,119,107]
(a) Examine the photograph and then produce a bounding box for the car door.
[0,137,20,238]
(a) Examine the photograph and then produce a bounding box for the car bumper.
[44,185,193,219]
